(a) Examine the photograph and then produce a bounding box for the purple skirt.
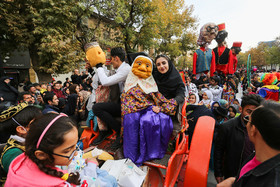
[123,106,173,166]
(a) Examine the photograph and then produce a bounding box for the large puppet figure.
[213,23,234,77]
[121,55,177,166]
[231,42,242,72]
[193,23,218,78]
[258,73,279,101]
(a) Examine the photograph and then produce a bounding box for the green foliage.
[91,0,197,57]
[0,0,85,75]
[0,0,197,78]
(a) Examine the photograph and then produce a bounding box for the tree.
[0,0,85,82]
[155,1,197,60]
[265,40,280,68]
[91,0,197,57]
[246,43,268,67]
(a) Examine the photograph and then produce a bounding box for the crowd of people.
[0,46,279,186]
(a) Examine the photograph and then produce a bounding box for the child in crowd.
[187,93,199,105]
[228,105,239,119]
[5,113,116,187]
[208,76,223,102]
[0,103,42,184]
[199,90,214,108]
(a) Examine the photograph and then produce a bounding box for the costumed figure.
[213,23,234,79]
[231,42,242,72]
[222,75,236,105]
[83,41,110,131]
[258,73,279,101]
[193,23,218,79]
[274,72,280,87]
[121,56,177,166]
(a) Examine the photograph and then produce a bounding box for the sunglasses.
[243,115,251,125]
[52,146,79,160]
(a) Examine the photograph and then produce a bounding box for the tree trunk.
[36,71,52,83]
[29,47,52,83]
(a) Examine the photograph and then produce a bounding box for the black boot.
[91,130,112,146]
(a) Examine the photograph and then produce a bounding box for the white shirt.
[209,85,223,102]
[185,82,198,97]
[97,62,131,92]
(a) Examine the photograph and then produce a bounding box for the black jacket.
[71,74,88,85]
[0,78,18,104]
[233,153,280,187]
[214,116,253,178]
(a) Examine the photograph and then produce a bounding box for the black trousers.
[92,102,121,134]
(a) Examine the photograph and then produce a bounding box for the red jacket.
[233,53,238,72]
[52,88,65,99]
[214,46,234,75]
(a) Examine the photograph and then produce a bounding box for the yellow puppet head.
[132,56,153,79]
[85,42,106,67]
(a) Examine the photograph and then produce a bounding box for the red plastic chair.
[184,116,215,187]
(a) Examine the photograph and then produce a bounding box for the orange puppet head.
[84,42,106,67]
[132,56,153,79]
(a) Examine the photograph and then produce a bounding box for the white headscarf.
[201,90,214,105]
[124,55,158,94]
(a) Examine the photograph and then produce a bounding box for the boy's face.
[210,79,217,86]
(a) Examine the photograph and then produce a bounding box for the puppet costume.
[214,23,234,76]
[231,42,242,72]
[193,23,218,77]
[121,56,177,166]
[222,80,236,105]
[258,73,279,101]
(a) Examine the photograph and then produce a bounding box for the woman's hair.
[154,54,170,64]
[0,106,42,135]
[25,113,80,185]
[251,100,280,150]
[69,84,78,94]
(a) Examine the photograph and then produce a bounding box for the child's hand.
[152,106,160,113]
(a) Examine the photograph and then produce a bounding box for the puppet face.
[132,57,153,79]
[215,30,228,44]
[202,23,218,44]
[85,45,106,67]
[232,47,241,55]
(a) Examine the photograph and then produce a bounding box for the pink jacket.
[5,153,69,187]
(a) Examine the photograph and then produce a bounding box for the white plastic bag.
[100,159,147,187]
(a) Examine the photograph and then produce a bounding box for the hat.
[232,42,242,48]
[217,23,225,31]
[0,102,29,122]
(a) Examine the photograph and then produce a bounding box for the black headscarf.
[152,57,185,104]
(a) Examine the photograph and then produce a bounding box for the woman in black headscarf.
[153,55,185,105]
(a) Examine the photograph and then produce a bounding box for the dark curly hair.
[25,113,80,185]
